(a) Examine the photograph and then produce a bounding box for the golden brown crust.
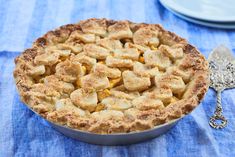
[13,18,209,134]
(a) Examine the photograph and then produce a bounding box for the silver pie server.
[208,45,235,129]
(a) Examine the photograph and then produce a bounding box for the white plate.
[160,0,235,29]
[160,0,235,23]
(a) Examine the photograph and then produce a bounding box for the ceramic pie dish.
[13,18,209,145]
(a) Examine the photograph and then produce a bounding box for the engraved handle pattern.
[208,46,235,129]
[209,90,227,129]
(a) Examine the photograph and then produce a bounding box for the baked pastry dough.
[14,18,209,134]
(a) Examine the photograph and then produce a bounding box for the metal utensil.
[208,45,235,129]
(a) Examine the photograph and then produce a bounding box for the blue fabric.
[0,0,235,156]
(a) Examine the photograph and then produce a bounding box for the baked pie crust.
[14,18,209,134]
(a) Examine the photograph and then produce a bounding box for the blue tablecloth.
[0,0,234,157]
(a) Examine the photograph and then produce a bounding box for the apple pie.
[14,18,209,134]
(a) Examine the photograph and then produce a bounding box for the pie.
[14,18,209,134]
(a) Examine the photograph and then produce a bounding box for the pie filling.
[14,18,209,134]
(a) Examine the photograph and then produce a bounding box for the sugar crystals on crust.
[14,18,209,134]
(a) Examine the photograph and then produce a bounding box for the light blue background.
[0,0,234,157]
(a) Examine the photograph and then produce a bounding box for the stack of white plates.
[159,0,235,29]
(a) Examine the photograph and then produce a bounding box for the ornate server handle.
[209,90,227,129]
